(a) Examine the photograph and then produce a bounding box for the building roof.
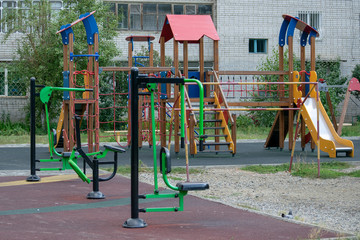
[160,15,220,43]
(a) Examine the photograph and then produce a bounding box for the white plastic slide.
[301,97,354,158]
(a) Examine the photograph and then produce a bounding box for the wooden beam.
[199,37,204,83]
[183,41,188,78]
[228,101,290,107]
[101,67,172,72]
[160,37,165,67]
[288,35,294,151]
[209,71,289,76]
[128,41,132,67]
[149,42,153,67]
[213,40,219,72]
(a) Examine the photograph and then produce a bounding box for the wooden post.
[278,45,285,149]
[128,40,133,67]
[160,37,165,67]
[189,114,195,156]
[63,43,70,152]
[199,37,204,83]
[278,46,284,98]
[337,90,351,135]
[93,33,100,152]
[149,42,153,67]
[287,36,294,151]
[87,43,94,153]
[183,41,188,78]
[127,40,133,146]
[300,45,306,150]
[212,40,219,98]
[231,113,237,155]
[68,32,75,151]
[310,36,316,151]
[174,40,180,153]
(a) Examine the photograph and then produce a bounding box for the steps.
[190,95,235,156]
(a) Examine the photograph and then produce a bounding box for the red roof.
[160,15,220,43]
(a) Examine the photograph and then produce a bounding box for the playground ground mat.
[0,174,350,240]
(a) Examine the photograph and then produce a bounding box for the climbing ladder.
[189,92,235,156]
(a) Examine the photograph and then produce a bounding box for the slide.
[300,97,354,158]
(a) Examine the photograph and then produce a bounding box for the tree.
[1,0,119,129]
[351,64,360,101]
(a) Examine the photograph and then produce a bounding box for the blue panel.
[305,72,310,95]
[160,72,168,99]
[188,72,200,98]
[59,24,74,45]
[286,18,298,45]
[308,31,317,45]
[80,12,99,45]
[300,31,309,47]
[63,71,70,100]
[278,19,289,47]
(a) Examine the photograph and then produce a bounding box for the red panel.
[348,78,360,92]
[160,15,220,43]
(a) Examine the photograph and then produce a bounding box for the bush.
[236,114,253,128]
[0,113,29,135]
[352,64,360,101]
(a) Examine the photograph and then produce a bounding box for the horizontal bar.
[38,168,62,171]
[38,159,62,162]
[176,108,300,111]
[101,67,172,72]
[144,193,178,199]
[210,71,289,76]
[144,207,179,212]
[185,82,318,85]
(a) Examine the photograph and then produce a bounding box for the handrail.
[208,70,289,76]
[212,71,234,124]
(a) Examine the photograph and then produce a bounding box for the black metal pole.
[27,77,40,182]
[86,158,105,199]
[123,67,147,228]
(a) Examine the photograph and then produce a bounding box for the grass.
[0,123,358,144]
[241,161,360,179]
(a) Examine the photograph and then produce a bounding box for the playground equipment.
[123,68,209,228]
[289,71,354,176]
[56,11,100,153]
[337,77,360,135]
[27,77,125,199]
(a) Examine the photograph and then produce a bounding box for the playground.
[2,9,360,239]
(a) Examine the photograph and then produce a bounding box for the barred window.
[107,2,213,31]
[298,11,321,31]
[249,39,268,54]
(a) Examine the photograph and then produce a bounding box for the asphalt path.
[1,139,359,170]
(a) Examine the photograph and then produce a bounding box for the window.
[298,11,321,31]
[158,4,171,30]
[249,39,267,53]
[198,5,212,15]
[143,4,156,31]
[174,5,183,15]
[185,5,196,15]
[130,4,141,30]
[118,4,128,29]
[0,0,65,33]
[108,3,213,31]
[2,1,16,33]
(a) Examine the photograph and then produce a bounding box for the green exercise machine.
[123,68,209,228]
